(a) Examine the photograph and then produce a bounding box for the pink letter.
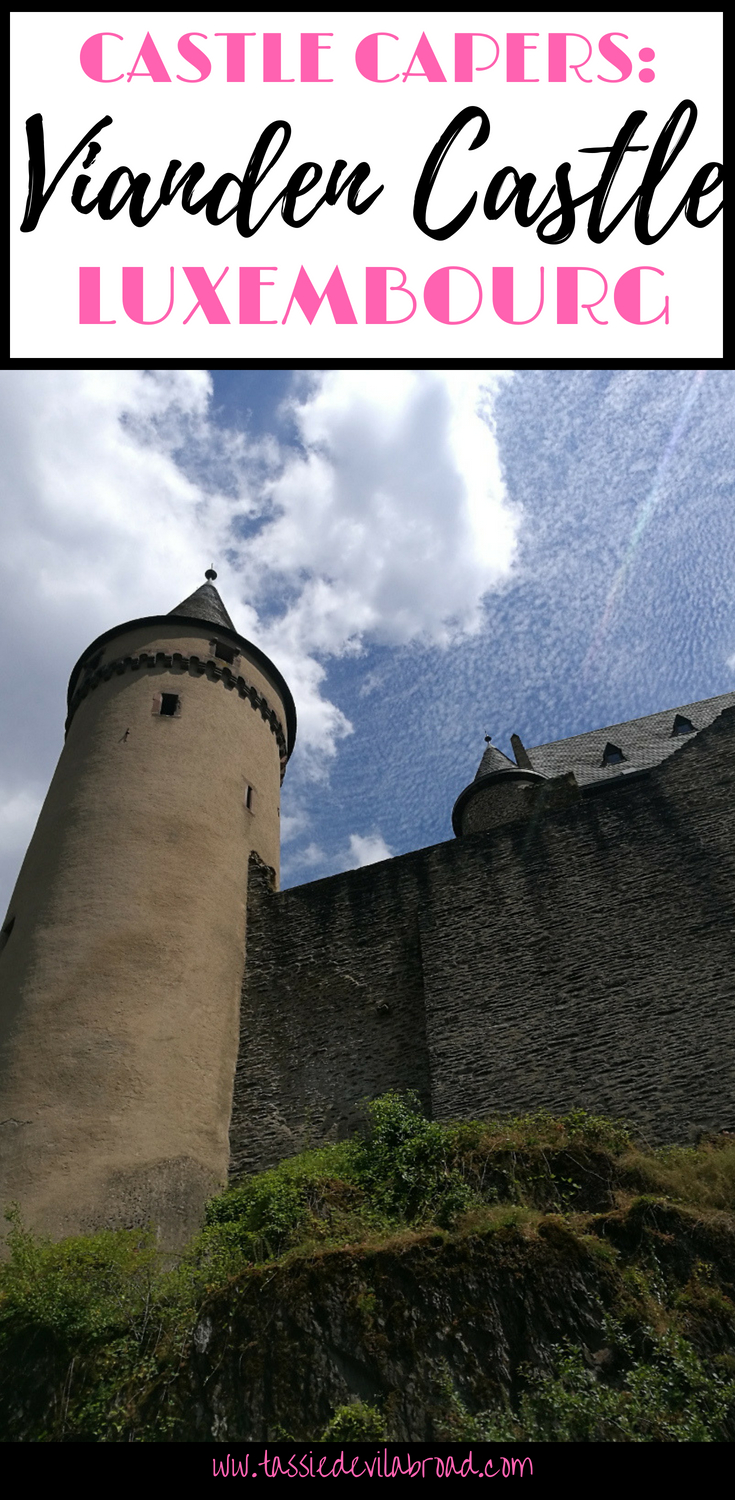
[507,34,539,82]
[614,267,668,324]
[282,267,357,324]
[454,34,499,83]
[80,34,124,83]
[213,34,255,82]
[263,33,294,82]
[176,34,211,83]
[127,33,171,82]
[492,267,544,323]
[597,33,632,82]
[122,267,175,323]
[424,267,482,324]
[557,267,608,324]
[79,267,115,323]
[365,267,416,324]
[239,267,278,324]
[355,34,399,83]
[402,32,447,82]
[548,34,593,82]
[301,33,333,82]
[182,267,230,324]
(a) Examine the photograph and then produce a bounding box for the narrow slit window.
[159,693,180,717]
[245,784,255,812]
[602,742,625,767]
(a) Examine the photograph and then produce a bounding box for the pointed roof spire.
[168,570,236,633]
[452,733,546,836]
[473,736,517,781]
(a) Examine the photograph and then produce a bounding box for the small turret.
[452,735,546,836]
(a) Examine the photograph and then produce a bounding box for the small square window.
[213,641,237,666]
[160,693,180,717]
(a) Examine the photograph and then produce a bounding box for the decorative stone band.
[65,650,289,780]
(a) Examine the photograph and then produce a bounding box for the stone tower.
[0,574,295,1245]
[451,737,546,835]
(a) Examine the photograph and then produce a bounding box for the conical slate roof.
[168,580,235,634]
[473,741,517,780]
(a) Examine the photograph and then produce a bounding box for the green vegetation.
[1,1093,735,1441]
[437,1321,735,1442]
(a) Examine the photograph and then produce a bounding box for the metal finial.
[484,734,492,744]
[205,567,217,581]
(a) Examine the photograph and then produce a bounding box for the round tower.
[452,737,545,836]
[0,575,295,1246]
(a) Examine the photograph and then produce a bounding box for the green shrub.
[3,1098,734,1442]
[322,1401,386,1441]
[0,1205,160,1346]
[457,1322,735,1442]
[351,1091,478,1226]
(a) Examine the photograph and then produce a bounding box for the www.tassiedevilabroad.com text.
[211,1448,533,1478]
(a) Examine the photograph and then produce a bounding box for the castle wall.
[422,706,735,1142]
[230,852,431,1176]
[232,706,735,1170]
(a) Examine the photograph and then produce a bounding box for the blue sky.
[1,368,733,911]
[211,367,735,883]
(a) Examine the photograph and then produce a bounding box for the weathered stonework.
[3,571,734,1245]
[231,703,735,1173]
[0,585,295,1246]
[66,647,289,776]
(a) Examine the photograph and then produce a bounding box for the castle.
[1,576,734,1246]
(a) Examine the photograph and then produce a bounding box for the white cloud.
[0,368,518,913]
[297,842,328,867]
[248,371,518,654]
[281,829,394,886]
[347,832,393,867]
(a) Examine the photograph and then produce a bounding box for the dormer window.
[602,743,625,767]
[672,714,695,736]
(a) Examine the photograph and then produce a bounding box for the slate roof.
[168,582,236,634]
[474,742,518,780]
[523,689,735,787]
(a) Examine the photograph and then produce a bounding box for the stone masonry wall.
[229,853,431,1177]
[230,706,735,1175]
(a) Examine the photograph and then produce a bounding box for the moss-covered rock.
[2,1095,735,1441]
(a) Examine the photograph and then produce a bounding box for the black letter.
[414,106,489,241]
[236,121,292,237]
[324,161,383,215]
[21,113,112,231]
[635,100,706,243]
[685,162,723,227]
